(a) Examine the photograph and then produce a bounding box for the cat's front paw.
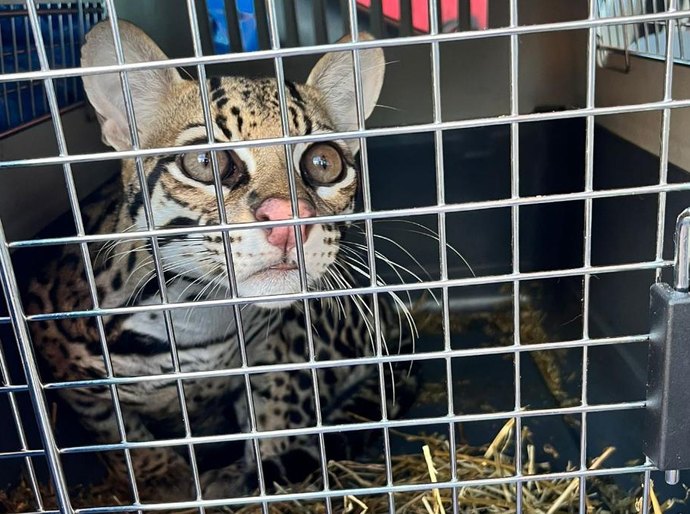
[199,465,248,500]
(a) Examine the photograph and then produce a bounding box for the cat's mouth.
[268,262,298,271]
[241,259,303,307]
[249,259,300,279]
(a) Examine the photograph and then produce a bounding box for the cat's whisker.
[328,264,376,355]
[335,255,418,344]
[331,261,399,404]
[348,225,439,291]
[356,218,476,277]
[183,265,227,324]
[322,275,346,321]
[123,254,197,306]
[339,243,416,309]
[94,223,138,263]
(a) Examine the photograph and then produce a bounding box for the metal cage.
[0,1,106,138]
[1,1,690,513]
[597,0,690,69]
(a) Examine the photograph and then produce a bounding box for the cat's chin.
[238,267,307,309]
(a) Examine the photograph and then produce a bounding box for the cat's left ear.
[306,33,384,154]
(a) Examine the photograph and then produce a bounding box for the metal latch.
[644,208,690,486]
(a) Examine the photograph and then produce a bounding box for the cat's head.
[81,20,384,307]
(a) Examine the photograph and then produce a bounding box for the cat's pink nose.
[255,198,315,252]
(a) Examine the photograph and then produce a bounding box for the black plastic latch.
[644,208,690,485]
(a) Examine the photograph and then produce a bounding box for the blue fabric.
[0,3,88,133]
[206,0,259,54]
[1,1,260,133]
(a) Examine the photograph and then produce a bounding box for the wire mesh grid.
[0,1,106,137]
[597,0,690,68]
[0,0,690,513]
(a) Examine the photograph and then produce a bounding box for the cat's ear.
[81,20,182,150]
[307,32,384,154]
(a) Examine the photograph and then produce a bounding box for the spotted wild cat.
[24,20,416,501]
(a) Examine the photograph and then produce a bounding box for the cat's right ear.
[81,20,182,150]
[307,32,385,154]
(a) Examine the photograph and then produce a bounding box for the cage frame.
[0,1,689,513]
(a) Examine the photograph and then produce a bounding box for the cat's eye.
[180,150,242,184]
[300,143,344,186]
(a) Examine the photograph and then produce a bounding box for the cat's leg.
[201,298,417,497]
[63,387,196,502]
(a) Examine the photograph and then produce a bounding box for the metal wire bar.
[650,0,680,494]
[9,168,687,244]
[0,335,44,511]
[655,0,678,284]
[345,2,394,511]
[673,208,690,290]
[0,510,56,514]
[263,0,333,510]
[102,1,211,507]
[3,9,690,85]
[424,0,459,508]
[0,6,103,18]
[507,0,523,508]
[0,19,11,128]
[427,1,458,513]
[0,383,30,394]
[10,6,24,123]
[47,1,57,111]
[185,0,254,506]
[37,333,651,392]
[642,456,653,514]
[52,401,649,456]
[579,1,599,511]
[21,258,673,321]
[0,220,72,512]
[22,15,37,118]
[59,463,655,514]
[24,0,144,509]
[0,449,45,460]
[185,0,269,509]
[8,95,690,170]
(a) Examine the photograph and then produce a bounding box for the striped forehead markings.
[214,115,233,140]
[129,154,176,218]
[205,75,315,134]
[209,76,221,91]
[284,80,305,107]
[230,106,243,133]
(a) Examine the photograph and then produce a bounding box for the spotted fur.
[24,20,416,501]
